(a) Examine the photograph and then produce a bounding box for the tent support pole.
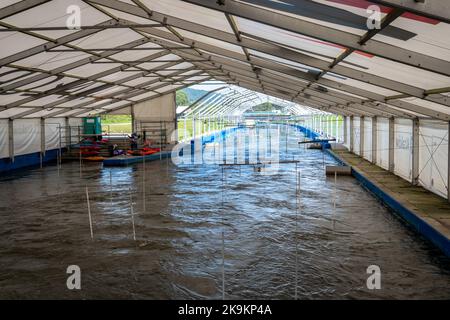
[349,115,354,153]
[389,117,395,173]
[412,118,420,185]
[360,116,365,157]
[8,119,14,163]
[40,118,45,168]
[372,116,377,164]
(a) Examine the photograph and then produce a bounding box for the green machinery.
[83,117,102,136]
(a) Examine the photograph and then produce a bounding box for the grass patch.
[103,123,132,134]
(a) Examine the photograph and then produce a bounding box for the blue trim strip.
[0,148,63,174]
[327,149,450,257]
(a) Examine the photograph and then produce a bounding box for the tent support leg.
[372,116,377,164]
[389,117,395,173]
[412,118,420,185]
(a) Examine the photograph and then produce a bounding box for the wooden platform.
[328,149,450,256]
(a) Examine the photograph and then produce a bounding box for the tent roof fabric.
[0,0,449,119]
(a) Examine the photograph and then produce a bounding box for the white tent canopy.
[0,0,449,120]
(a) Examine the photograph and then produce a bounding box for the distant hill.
[182,87,210,103]
[246,102,284,112]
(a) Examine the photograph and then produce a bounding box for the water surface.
[0,125,449,299]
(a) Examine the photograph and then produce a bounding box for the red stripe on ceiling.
[325,0,393,13]
[401,12,439,25]
[354,50,374,58]
[325,0,440,24]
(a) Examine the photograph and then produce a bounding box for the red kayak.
[127,148,160,156]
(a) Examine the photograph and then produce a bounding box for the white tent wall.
[133,93,177,143]
[344,116,351,150]
[303,113,450,200]
[322,116,328,136]
[394,119,413,181]
[13,119,41,156]
[0,119,9,159]
[338,116,344,143]
[363,117,372,162]
[353,117,361,156]
[133,93,176,120]
[418,120,449,198]
[45,118,66,150]
[67,118,83,147]
[317,115,322,134]
[68,118,83,127]
[376,118,390,171]
[0,117,84,161]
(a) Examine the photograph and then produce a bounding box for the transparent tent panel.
[0,92,35,105]
[0,32,46,59]
[156,71,181,77]
[47,109,84,118]
[21,94,70,107]
[174,28,245,54]
[23,109,67,118]
[0,67,32,82]
[122,77,159,87]
[399,97,450,115]
[343,52,450,90]
[109,47,166,61]
[0,108,32,118]
[68,62,123,78]
[0,0,21,9]
[67,81,118,96]
[384,103,428,118]
[2,0,110,38]
[236,16,344,60]
[239,0,368,36]
[315,84,370,101]
[18,76,78,92]
[98,71,142,83]
[68,28,143,49]
[129,91,158,102]
[323,72,401,96]
[180,75,209,82]
[90,85,129,97]
[95,4,158,25]
[155,84,185,93]
[76,109,102,117]
[165,62,194,70]
[102,100,130,110]
[248,49,322,74]
[0,0,448,119]
[54,97,95,108]
[13,49,91,71]
[373,13,450,61]
[141,0,234,34]
[136,61,179,70]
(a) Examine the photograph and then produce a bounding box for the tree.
[252,102,274,112]
[176,90,189,106]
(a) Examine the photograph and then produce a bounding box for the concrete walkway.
[329,149,450,256]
